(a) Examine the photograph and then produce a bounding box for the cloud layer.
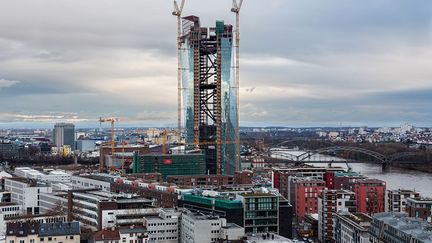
[1,0,432,127]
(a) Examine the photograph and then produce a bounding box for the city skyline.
[1,0,432,128]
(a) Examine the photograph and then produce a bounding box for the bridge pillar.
[382,162,389,171]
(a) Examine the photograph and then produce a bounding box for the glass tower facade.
[180,16,237,175]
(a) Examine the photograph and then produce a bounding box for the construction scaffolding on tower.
[180,15,237,175]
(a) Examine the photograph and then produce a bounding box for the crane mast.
[99,117,119,156]
[172,0,186,143]
[231,0,243,172]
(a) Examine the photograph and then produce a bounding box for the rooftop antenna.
[172,0,186,143]
[231,0,243,172]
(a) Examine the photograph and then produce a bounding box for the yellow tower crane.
[99,117,119,155]
[161,129,180,154]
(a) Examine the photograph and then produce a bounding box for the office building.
[318,189,356,242]
[132,153,206,180]
[65,189,157,230]
[333,212,372,243]
[39,191,68,214]
[70,174,113,192]
[387,189,420,213]
[181,209,244,243]
[180,192,244,227]
[53,123,75,150]
[4,177,52,215]
[14,167,71,183]
[238,191,293,238]
[369,212,432,243]
[144,208,181,243]
[180,189,293,238]
[181,15,237,175]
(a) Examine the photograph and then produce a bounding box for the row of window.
[149,237,177,241]
[1,206,20,212]
[147,222,177,227]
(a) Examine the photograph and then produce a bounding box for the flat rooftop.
[373,212,432,242]
[245,234,293,243]
[341,212,372,225]
[222,223,243,229]
[6,177,49,187]
[183,210,222,221]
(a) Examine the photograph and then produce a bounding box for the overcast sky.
[1,0,432,128]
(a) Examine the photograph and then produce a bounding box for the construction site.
[98,0,244,176]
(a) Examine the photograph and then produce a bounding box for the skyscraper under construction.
[180,16,237,175]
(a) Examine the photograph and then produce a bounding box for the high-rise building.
[53,123,75,150]
[318,189,357,242]
[387,189,420,213]
[353,179,386,215]
[294,178,326,220]
[180,15,237,175]
[179,190,293,238]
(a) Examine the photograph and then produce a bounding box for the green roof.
[183,194,243,209]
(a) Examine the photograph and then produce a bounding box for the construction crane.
[231,0,244,172]
[172,0,186,142]
[99,117,119,155]
[161,129,180,154]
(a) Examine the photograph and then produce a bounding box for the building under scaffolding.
[181,16,237,175]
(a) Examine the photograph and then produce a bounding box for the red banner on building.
[163,159,172,165]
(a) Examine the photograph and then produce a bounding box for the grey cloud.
[0,0,431,127]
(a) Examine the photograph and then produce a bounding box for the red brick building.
[406,197,432,221]
[294,179,326,220]
[353,179,386,215]
[234,170,253,185]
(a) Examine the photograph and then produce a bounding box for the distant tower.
[181,16,237,175]
[53,123,75,150]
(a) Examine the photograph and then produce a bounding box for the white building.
[70,175,113,192]
[318,189,357,243]
[144,208,181,243]
[387,189,420,213]
[14,167,71,183]
[333,212,372,243]
[0,202,21,241]
[62,190,156,231]
[4,177,52,215]
[181,209,244,243]
[119,226,149,243]
[38,192,68,214]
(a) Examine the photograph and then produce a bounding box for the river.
[271,149,432,197]
[349,163,432,197]
[307,162,432,197]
